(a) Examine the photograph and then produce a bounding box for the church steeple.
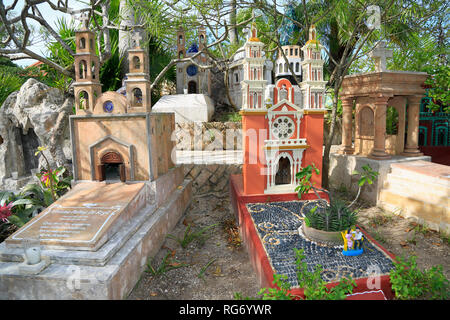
[241,23,266,110]
[125,31,151,112]
[73,15,102,115]
[300,25,326,109]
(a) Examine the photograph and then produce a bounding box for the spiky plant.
[304,200,357,232]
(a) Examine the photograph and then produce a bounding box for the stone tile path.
[246,200,395,287]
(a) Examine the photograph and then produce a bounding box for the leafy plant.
[167,223,218,249]
[295,163,377,232]
[258,274,293,300]
[197,258,217,280]
[34,146,71,201]
[294,248,356,300]
[244,248,356,300]
[349,164,379,208]
[0,191,39,229]
[390,256,449,300]
[305,200,357,232]
[145,251,188,277]
[295,163,320,200]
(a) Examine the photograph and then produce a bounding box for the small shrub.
[237,248,356,300]
[304,200,357,232]
[390,255,449,300]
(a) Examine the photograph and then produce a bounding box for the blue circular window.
[186,64,198,77]
[103,101,114,113]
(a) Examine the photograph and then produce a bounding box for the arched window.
[79,60,87,79]
[179,35,183,45]
[278,64,282,74]
[80,37,86,49]
[295,62,300,73]
[199,34,205,43]
[289,62,293,73]
[79,91,89,110]
[132,88,143,106]
[253,92,258,108]
[179,51,184,59]
[284,63,288,73]
[91,61,96,79]
[132,56,140,69]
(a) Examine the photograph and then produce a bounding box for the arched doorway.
[275,157,291,185]
[188,81,197,94]
[97,151,126,182]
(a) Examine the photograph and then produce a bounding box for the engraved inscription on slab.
[8,204,122,247]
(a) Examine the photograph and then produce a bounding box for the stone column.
[402,95,423,156]
[369,96,391,160]
[339,96,354,154]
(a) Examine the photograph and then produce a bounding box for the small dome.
[187,43,199,53]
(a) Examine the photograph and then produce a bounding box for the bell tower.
[300,25,326,109]
[125,32,151,113]
[177,27,186,59]
[241,22,266,110]
[73,13,102,114]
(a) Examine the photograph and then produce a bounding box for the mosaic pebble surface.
[246,200,395,287]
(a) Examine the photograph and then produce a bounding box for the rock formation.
[0,78,73,190]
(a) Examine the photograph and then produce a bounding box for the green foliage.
[305,200,357,232]
[390,256,450,300]
[386,106,399,135]
[0,191,38,229]
[197,258,217,279]
[258,274,293,300]
[167,223,218,249]
[0,70,23,107]
[251,248,356,300]
[40,17,76,92]
[294,164,320,199]
[352,164,379,188]
[424,64,449,113]
[295,248,356,300]
[0,57,49,106]
[218,112,242,123]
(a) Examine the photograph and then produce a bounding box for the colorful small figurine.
[341,227,364,256]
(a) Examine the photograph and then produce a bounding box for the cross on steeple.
[370,41,393,72]
[77,12,90,29]
[132,31,142,48]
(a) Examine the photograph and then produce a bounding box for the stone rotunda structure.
[339,41,428,160]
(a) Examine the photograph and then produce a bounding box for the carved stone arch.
[274,152,294,185]
[89,135,135,181]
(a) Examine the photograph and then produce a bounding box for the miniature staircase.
[378,160,450,234]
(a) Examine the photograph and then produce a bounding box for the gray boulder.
[0,78,73,190]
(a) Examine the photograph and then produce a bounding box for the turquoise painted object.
[342,248,363,256]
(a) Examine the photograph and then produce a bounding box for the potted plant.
[295,164,378,246]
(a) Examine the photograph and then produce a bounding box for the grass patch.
[167,223,218,249]
[197,258,217,280]
[145,251,188,277]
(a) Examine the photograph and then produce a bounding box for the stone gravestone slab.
[6,182,146,251]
